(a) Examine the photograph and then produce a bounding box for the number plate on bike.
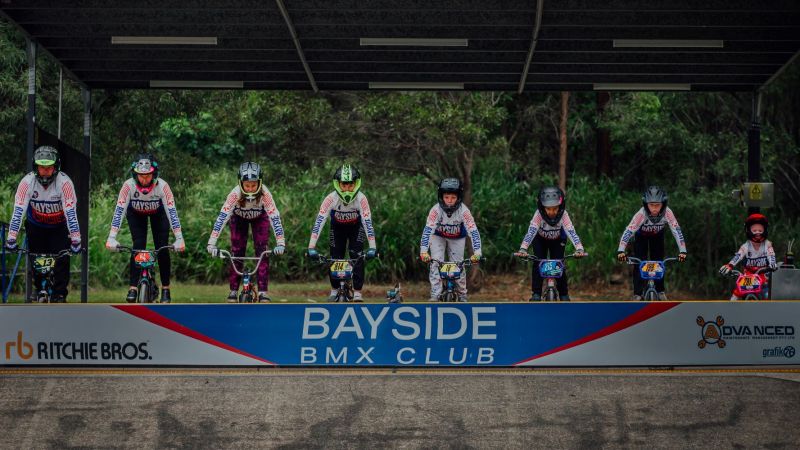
[134,252,155,268]
[737,274,762,293]
[330,261,353,279]
[33,257,56,273]
[538,260,564,278]
[638,261,665,280]
[439,263,461,279]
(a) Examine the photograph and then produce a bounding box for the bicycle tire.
[137,279,150,303]
[643,290,657,301]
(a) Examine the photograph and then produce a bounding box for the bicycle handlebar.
[726,267,774,277]
[515,252,586,262]
[6,247,74,258]
[626,256,678,265]
[115,245,174,255]
[312,252,366,266]
[428,258,481,268]
[218,249,273,276]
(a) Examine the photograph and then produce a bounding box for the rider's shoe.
[458,294,468,303]
[428,297,439,302]
[559,295,571,302]
[657,292,668,301]
[227,290,238,303]
[631,294,643,301]
[353,291,363,302]
[327,289,339,302]
[37,291,49,303]
[258,292,271,303]
[529,293,542,302]
[126,288,137,303]
[51,294,66,303]
[160,288,171,304]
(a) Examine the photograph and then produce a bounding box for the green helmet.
[333,163,362,205]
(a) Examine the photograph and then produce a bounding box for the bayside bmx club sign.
[1,302,797,367]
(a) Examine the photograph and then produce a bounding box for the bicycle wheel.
[643,290,657,301]
[443,291,456,302]
[137,279,151,303]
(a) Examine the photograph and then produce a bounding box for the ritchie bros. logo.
[4,331,152,362]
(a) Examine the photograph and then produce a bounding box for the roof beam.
[275,0,318,92]
[759,48,800,92]
[518,0,544,93]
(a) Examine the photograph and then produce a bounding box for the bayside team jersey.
[420,204,482,254]
[207,185,286,247]
[308,191,376,249]
[617,207,687,253]
[8,172,80,242]
[109,178,182,240]
[520,210,583,250]
[728,240,777,270]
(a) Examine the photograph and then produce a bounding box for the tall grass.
[1,161,798,297]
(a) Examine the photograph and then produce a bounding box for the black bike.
[312,252,367,302]
[8,247,74,303]
[115,245,174,303]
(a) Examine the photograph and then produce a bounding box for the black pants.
[531,236,568,295]
[329,224,366,290]
[632,231,665,295]
[127,208,171,287]
[25,220,70,299]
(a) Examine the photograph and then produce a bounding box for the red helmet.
[745,213,768,242]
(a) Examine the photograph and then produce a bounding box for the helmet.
[238,162,262,200]
[33,145,60,187]
[333,163,362,205]
[537,186,565,226]
[745,213,768,242]
[131,153,159,192]
[437,178,463,216]
[642,185,668,222]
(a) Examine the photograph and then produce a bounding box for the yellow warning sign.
[749,183,762,200]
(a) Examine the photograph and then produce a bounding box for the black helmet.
[438,178,463,216]
[238,162,263,200]
[641,185,668,222]
[333,163,362,205]
[745,213,768,242]
[537,186,565,226]
[33,145,60,187]
[131,153,159,191]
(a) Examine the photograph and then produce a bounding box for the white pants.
[428,235,467,299]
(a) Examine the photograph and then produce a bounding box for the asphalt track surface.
[1,367,799,449]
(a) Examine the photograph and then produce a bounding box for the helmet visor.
[133,159,155,174]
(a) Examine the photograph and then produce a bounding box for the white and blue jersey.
[308,191,376,249]
[108,178,183,240]
[520,210,583,251]
[420,204,482,254]
[618,207,686,253]
[207,185,285,247]
[8,172,81,242]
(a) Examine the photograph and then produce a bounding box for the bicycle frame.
[627,256,678,301]
[218,249,272,303]
[116,245,173,303]
[428,259,476,302]
[516,253,579,302]
[314,253,365,303]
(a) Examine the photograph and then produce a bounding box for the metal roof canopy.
[1,0,799,92]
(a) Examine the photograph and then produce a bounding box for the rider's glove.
[420,252,431,263]
[575,248,587,258]
[105,237,120,251]
[70,240,82,254]
[273,245,285,256]
[366,248,377,260]
[173,237,185,253]
[617,251,627,262]
[719,264,733,276]
[207,244,219,258]
[307,248,319,260]
[678,252,687,262]
[469,253,482,264]
[5,239,17,251]
[769,261,778,271]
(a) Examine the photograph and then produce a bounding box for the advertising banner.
[1,303,797,366]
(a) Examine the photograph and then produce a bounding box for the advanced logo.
[697,315,726,349]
